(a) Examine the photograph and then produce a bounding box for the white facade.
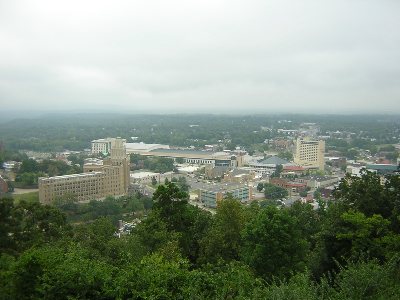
[130,171,160,184]
[294,138,325,171]
[91,138,114,154]
[125,142,170,154]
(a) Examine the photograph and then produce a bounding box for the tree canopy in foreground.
[1,172,400,299]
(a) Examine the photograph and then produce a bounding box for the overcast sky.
[0,0,399,114]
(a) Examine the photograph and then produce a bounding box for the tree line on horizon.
[0,114,398,155]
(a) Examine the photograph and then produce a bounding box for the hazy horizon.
[1,0,400,114]
[2,109,400,120]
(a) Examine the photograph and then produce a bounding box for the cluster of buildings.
[89,138,256,208]
[270,176,340,196]
[91,136,325,173]
[196,137,328,207]
[92,138,245,168]
[39,138,130,204]
[232,137,325,179]
[28,129,399,211]
[38,136,325,207]
[39,132,398,209]
[38,137,244,205]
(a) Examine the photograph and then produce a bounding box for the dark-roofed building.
[259,156,290,166]
[248,155,290,168]
[248,155,291,175]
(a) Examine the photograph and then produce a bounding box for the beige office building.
[39,138,130,204]
[294,137,325,171]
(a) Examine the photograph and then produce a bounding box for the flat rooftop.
[366,164,398,171]
[302,176,339,181]
[200,182,249,193]
[126,142,170,151]
[149,148,232,158]
[39,172,104,181]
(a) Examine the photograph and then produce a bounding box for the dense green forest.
[0,114,399,152]
[1,170,400,299]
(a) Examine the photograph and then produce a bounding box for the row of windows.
[42,177,103,184]
[51,180,102,185]
[45,187,123,198]
[186,159,214,164]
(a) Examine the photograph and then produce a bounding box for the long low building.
[128,147,244,167]
[91,139,170,155]
[39,172,106,203]
[93,140,244,167]
[366,164,398,175]
[125,142,170,154]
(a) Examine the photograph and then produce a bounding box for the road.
[13,188,39,195]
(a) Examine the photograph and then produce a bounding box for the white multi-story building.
[91,138,121,154]
[294,137,325,171]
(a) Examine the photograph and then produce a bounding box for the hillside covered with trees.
[1,171,400,299]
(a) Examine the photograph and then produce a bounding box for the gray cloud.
[0,0,400,114]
